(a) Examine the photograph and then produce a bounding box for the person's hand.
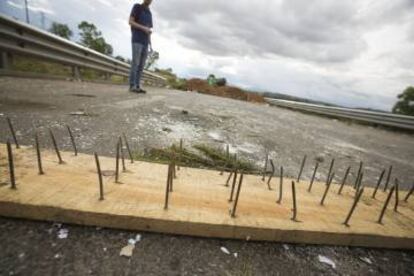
[143,27,152,35]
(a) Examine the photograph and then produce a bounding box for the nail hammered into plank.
[372,169,385,199]
[6,117,20,149]
[321,173,335,205]
[356,172,364,195]
[354,161,363,189]
[123,133,134,164]
[338,166,351,195]
[94,153,104,201]
[343,188,364,227]
[394,179,399,212]
[6,140,16,189]
[49,129,64,164]
[297,155,307,183]
[308,162,319,192]
[225,171,233,187]
[277,166,283,204]
[35,133,44,175]
[231,173,244,218]
[169,163,175,192]
[326,158,335,185]
[229,170,238,202]
[291,181,298,222]
[383,165,393,192]
[377,185,395,224]
[115,140,120,183]
[262,153,269,181]
[67,125,78,156]
[119,137,126,172]
[164,164,171,210]
[267,159,275,190]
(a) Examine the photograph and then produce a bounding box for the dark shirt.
[130,4,153,45]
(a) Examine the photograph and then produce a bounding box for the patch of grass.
[133,143,258,173]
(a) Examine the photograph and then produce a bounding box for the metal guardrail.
[266,98,414,131]
[0,14,166,87]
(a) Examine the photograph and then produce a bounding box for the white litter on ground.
[120,244,135,258]
[57,228,69,239]
[135,234,142,242]
[220,247,230,255]
[128,239,136,245]
[233,253,238,258]
[360,257,373,265]
[318,255,336,269]
[283,244,290,251]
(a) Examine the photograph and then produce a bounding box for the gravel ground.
[0,77,413,275]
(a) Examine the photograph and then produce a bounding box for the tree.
[392,86,414,116]
[78,21,113,55]
[49,22,73,39]
[145,50,159,70]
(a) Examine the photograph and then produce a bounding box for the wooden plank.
[0,145,413,249]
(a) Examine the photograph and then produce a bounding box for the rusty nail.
[164,164,172,209]
[225,171,233,187]
[262,153,269,181]
[277,166,283,204]
[326,158,335,185]
[67,125,77,156]
[308,162,319,192]
[354,161,363,189]
[394,179,399,212]
[49,129,64,164]
[35,133,44,175]
[94,152,104,201]
[377,185,395,224]
[6,140,16,189]
[115,139,120,183]
[119,137,126,172]
[297,155,307,183]
[291,181,298,222]
[404,183,414,202]
[343,188,364,227]
[372,169,385,199]
[229,170,238,202]
[321,172,335,205]
[267,159,275,190]
[356,172,364,194]
[6,117,19,149]
[338,166,351,195]
[231,173,244,218]
[383,165,393,192]
[123,133,134,163]
[169,163,174,192]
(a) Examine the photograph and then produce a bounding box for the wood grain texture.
[0,145,413,249]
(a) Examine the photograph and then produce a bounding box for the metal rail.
[0,14,166,86]
[265,98,414,131]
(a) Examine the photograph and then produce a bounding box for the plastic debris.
[54,253,61,259]
[135,234,142,242]
[120,244,135,257]
[128,238,136,245]
[360,257,373,265]
[220,247,230,255]
[318,255,336,269]
[57,228,69,239]
[69,111,88,116]
[233,253,238,258]
[283,244,289,251]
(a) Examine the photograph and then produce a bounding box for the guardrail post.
[72,66,81,80]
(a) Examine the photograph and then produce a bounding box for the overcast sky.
[2,0,414,110]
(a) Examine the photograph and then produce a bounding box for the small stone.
[120,244,135,257]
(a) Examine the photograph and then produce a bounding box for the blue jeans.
[129,42,148,89]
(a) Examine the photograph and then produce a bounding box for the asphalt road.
[0,77,413,275]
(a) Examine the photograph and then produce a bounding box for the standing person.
[129,0,153,93]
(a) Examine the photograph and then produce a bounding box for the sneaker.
[138,88,147,94]
[129,87,140,93]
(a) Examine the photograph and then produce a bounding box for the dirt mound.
[187,78,265,103]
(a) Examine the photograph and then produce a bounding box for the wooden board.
[0,145,413,249]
